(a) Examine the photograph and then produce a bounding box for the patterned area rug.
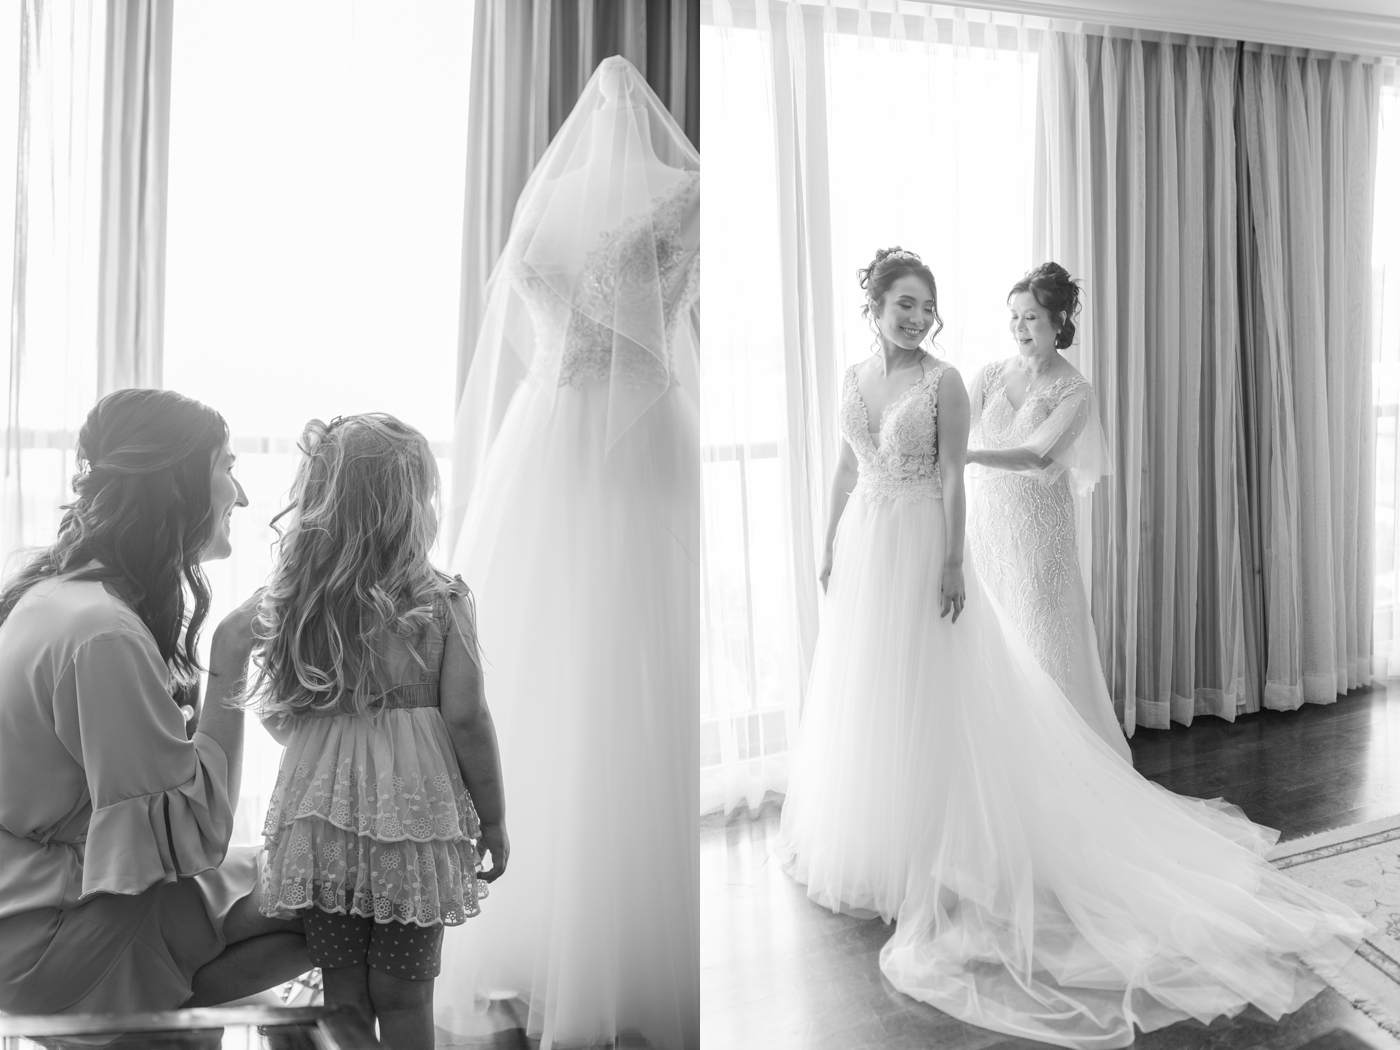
[1272,815,1400,1039]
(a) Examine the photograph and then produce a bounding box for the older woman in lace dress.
[965,263,1130,759]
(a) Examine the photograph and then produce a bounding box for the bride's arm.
[938,369,971,622]
[819,440,859,592]
[965,446,1051,472]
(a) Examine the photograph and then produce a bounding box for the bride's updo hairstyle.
[859,246,944,344]
[1009,262,1082,350]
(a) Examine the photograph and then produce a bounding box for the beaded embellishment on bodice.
[840,360,949,502]
[514,171,699,390]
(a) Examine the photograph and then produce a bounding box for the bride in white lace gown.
[966,263,1129,759]
[437,59,698,1050]
[777,246,1367,1049]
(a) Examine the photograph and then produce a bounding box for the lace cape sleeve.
[968,361,992,435]
[965,361,998,481]
[1023,380,1112,494]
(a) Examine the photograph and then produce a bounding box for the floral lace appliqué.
[840,361,948,503]
[515,172,699,392]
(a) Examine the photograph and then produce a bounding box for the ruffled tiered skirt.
[778,492,1369,1049]
[260,707,485,926]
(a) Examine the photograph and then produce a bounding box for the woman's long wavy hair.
[0,388,229,686]
[246,413,463,720]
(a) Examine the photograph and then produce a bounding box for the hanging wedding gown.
[967,358,1130,760]
[777,358,1367,1049]
[437,58,699,1050]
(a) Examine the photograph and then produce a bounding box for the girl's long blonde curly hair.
[245,413,470,720]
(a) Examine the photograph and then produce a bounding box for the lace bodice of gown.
[968,358,1090,691]
[512,170,699,390]
[840,359,949,503]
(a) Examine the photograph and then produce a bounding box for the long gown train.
[778,360,1367,1049]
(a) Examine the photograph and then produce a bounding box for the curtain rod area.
[702,0,1400,61]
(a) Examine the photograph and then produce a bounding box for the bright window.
[164,0,474,840]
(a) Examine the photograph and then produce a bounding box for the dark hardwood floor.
[1130,683,1400,841]
[702,685,1400,1049]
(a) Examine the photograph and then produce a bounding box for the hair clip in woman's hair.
[327,415,345,430]
[886,249,921,263]
[301,418,334,455]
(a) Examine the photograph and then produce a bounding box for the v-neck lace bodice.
[840,360,949,502]
[977,358,1089,452]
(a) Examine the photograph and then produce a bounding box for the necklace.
[1019,353,1061,396]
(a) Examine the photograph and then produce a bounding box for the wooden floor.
[701,684,1400,1050]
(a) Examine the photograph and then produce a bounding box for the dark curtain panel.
[550,0,699,148]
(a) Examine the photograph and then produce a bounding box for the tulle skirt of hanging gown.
[776,490,1368,1049]
[437,377,699,1050]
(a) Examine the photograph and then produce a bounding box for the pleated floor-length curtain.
[3,0,174,566]
[700,0,837,817]
[1036,29,1247,733]
[1239,46,1380,708]
[96,0,172,396]
[448,0,699,552]
[1373,79,1400,679]
[1038,27,1382,726]
[3,1,106,564]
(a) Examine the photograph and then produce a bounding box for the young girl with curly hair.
[248,413,507,1050]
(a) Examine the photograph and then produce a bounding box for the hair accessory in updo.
[301,418,333,456]
[1009,261,1082,350]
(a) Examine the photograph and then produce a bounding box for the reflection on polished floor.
[701,684,1400,1050]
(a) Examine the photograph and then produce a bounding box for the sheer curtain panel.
[96,0,173,395]
[1238,46,1380,708]
[701,0,1039,815]
[1373,76,1400,678]
[3,1,106,562]
[1035,30,1247,732]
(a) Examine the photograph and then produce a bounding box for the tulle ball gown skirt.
[777,491,1368,1049]
[440,377,699,1050]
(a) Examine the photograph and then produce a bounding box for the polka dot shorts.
[302,907,445,980]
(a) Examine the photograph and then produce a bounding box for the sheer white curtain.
[2,2,105,562]
[1238,45,1380,708]
[1036,29,1383,727]
[701,0,1038,816]
[1373,74,1400,678]
[1035,29,1247,732]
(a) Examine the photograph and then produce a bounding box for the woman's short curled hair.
[858,246,944,345]
[1009,262,1082,350]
